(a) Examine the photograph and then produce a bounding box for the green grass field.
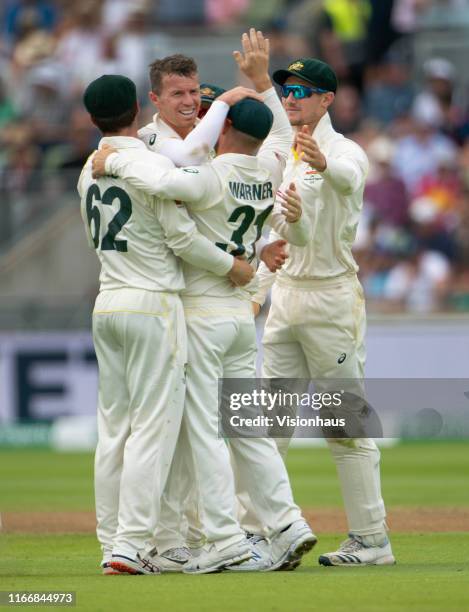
[1,442,469,611]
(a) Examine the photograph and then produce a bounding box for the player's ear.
[323,92,335,110]
[149,91,158,106]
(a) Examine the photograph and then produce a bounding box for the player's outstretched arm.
[93,145,224,209]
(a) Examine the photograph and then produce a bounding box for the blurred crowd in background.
[2,0,469,313]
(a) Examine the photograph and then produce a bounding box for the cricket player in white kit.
[92,32,318,574]
[252,58,396,566]
[119,53,288,569]
[78,75,254,576]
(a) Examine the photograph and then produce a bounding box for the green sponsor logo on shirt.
[183,168,199,174]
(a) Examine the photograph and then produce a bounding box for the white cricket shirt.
[78,136,232,293]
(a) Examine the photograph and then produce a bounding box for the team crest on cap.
[289,61,304,71]
[200,87,214,96]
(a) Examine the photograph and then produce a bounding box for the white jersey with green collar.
[77,136,232,293]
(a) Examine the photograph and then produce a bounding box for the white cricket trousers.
[182,296,302,550]
[260,273,387,537]
[93,288,186,561]
[153,423,204,553]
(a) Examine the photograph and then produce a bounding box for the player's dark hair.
[231,126,263,149]
[91,104,138,134]
[149,54,198,94]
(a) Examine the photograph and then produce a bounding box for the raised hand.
[233,27,271,92]
[277,183,302,223]
[295,125,327,172]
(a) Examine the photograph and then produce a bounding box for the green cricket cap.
[228,98,273,140]
[200,83,226,105]
[83,74,137,118]
[273,58,337,93]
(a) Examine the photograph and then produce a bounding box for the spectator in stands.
[414,149,462,216]
[413,58,456,130]
[13,59,70,148]
[0,121,42,244]
[307,0,372,90]
[365,136,409,227]
[408,195,458,261]
[101,0,136,34]
[113,3,166,99]
[383,242,452,313]
[43,107,98,190]
[392,106,457,195]
[363,47,414,125]
[2,0,58,48]
[330,82,362,134]
[55,1,104,93]
[365,0,399,65]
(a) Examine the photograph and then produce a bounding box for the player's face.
[151,73,201,130]
[281,76,333,128]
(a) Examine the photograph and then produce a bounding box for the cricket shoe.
[225,535,272,572]
[183,539,252,574]
[318,534,396,567]
[188,541,205,558]
[269,519,317,571]
[102,562,125,575]
[149,546,191,573]
[110,553,161,575]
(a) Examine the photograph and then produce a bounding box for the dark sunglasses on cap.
[280,84,328,99]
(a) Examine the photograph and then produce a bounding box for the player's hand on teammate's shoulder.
[228,256,255,287]
[233,27,271,92]
[277,183,302,223]
[295,125,327,173]
[260,239,288,272]
[92,144,118,179]
[252,302,261,317]
[218,86,264,106]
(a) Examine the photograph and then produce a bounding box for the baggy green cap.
[83,74,137,118]
[228,98,273,140]
[200,83,226,105]
[273,58,337,93]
